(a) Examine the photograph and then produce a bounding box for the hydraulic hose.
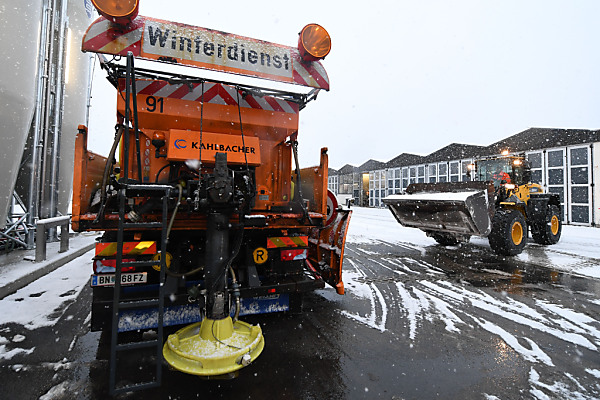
[94,125,124,223]
[230,266,240,322]
[165,184,183,242]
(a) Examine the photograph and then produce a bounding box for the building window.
[402,167,409,189]
[570,147,588,166]
[438,163,448,183]
[416,166,424,182]
[428,165,437,183]
[571,206,589,224]
[547,150,564,168]
[548,169,564,185]
[568,146,591,225]
[527,152,543,185]
[461,160,472,182]
[449,161,460,182]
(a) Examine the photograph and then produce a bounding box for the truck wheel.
[488,209,527,256]
[531,205,562,245]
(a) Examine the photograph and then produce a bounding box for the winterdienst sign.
[144,19,293,81]
[82,16,330,90]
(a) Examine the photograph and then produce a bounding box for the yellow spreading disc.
[163,317,264,376]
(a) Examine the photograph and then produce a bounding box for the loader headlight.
[513,159,522,166]
[504,183,516,190]
[298,24,331,62]
[91,0,139,25]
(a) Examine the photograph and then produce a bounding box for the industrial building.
[328,128,599,226]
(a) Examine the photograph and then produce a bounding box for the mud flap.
[307,208,352,295]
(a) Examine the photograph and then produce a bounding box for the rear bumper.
[91,277,323,332]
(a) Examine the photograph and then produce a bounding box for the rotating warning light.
[92,0,139,25]
[298,24,331,62]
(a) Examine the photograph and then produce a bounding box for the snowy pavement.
[1,207,600,399]
[346,206,600,279]
[0,232,99,298]
[318,206,600,399]
[0,233,98,367]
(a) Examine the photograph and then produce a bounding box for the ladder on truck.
[108,52,171,395]
[108,184,171,395]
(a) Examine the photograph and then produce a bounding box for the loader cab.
[475,156,530,188]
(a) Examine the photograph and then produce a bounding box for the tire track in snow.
[418,280,597,351]
[339,258,387,332]
[472,317,554,366]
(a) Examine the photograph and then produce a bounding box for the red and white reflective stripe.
[82,17,144,56]
[122,80,299,114]
[291,51,330,91]
[82,16,329,91]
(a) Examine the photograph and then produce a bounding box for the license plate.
[91,272,147,287]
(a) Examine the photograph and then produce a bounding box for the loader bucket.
[382,182,495,237]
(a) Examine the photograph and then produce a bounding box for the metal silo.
[56,0,94,217]
[2,0,94,249]
[0,0,44,229]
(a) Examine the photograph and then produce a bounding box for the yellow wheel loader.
[383,154,562,256]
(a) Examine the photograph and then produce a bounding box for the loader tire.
[531,205,562,245]
[488,209,527,256]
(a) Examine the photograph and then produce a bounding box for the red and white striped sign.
[82,16,330,91]
[119,79,299,114]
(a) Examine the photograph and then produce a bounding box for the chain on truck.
[71,0,351,394]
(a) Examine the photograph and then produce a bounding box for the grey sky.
[87,0,600,170]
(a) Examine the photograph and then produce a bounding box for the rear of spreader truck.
[71,0,350,393]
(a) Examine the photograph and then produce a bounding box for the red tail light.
[93,259,135,273]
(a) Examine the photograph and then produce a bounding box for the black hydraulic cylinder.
[205,211,230,320]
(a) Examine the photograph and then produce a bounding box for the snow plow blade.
[382,182,495,237]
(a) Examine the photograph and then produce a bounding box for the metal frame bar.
[35,215,70,261]
[1,193,33,252]
[100,60,310,107]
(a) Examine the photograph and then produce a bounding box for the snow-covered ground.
[1,206,600,398]
[330,206,600,399]
[346,206,600,279]
[0,250,95,361]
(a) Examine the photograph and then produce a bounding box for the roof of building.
[337,164,357,175]
[487,128,600,154]
[358,159,385,172]
[329,127,599,176]
[423,143,487,163]
[386,153,425,168]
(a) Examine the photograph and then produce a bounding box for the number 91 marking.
[146,96,164,113]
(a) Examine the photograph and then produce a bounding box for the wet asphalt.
[1,238,600,399]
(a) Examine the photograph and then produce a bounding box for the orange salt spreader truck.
[72,0,351,394]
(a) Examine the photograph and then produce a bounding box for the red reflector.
[280,249,307,261]
[93,259,135,273]
[268,288,277,294]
